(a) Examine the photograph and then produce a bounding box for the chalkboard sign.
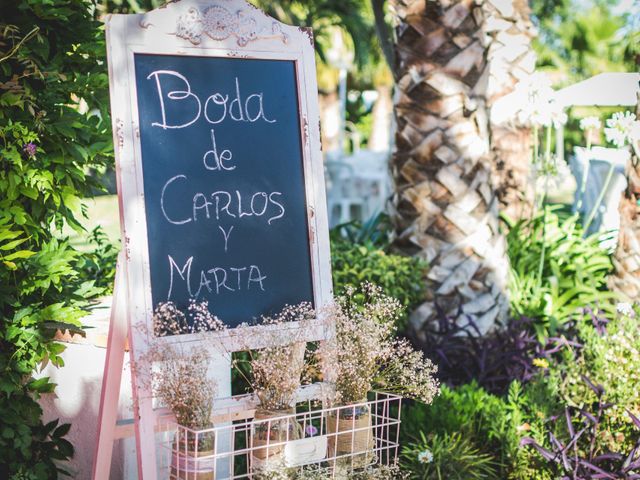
[104,3,332,476]
[133,53,314,329]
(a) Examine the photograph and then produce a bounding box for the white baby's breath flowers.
[317,283,439,405]
[579,116,602,131]
[135,301,225,430]
[295,464,408,479]
[605,111,640,148]
[136,336,217,429]
[153,300,225,336]
[417,448,434,464]
[234,302,315,410]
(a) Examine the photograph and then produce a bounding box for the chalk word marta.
[168,255,267,300]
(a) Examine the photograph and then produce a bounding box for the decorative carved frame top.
[173,4,289,45]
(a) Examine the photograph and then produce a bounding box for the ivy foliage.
[1,1,112,477]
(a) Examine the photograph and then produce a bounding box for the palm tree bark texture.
[390,0,511,338]
[484,0,537,221]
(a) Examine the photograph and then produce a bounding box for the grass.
[65,194,120,250]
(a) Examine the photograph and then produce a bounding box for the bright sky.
[610,0,639,16]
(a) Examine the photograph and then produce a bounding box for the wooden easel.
[92,254,129,479]
[93,1,331,478]
[92,256,234,479]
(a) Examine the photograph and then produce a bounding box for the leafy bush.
[406,305,640,479]
[1,2,111,477]
[416,310,581,394]
[546,308,640,453]
[522,377,640,479]
[507,208,617,338]
[331,214,427,330]
[400,381,561,479]
[402,431,498,479]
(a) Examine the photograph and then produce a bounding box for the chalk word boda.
[148,71,276,129]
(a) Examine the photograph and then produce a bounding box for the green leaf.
[28,377,55,393]
[53,422,71,438]
[0,237,28,251]
[3,249,36,261]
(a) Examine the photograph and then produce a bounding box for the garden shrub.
[400,381,561,479]
[404,305,640,480]
[507,207,617,338]
[1,1,112,477]
[402,431,499,480]
[522,380,640,479]
[546,306,640,453]
[331,214,427,330]
[417,313,580,394]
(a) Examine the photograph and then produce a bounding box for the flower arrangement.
[144,340,216,430]
[317,283,439,405]
[294,464,408,479]
[154,299,225,336]
[232,303,315,470]
[234,302,315,410]
[136,301,226,479]
[138,300,225,428]
[316,284,439,468]
[252,464,408,479]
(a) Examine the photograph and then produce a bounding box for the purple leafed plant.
[521,376,640,479]
[415,308,580,394]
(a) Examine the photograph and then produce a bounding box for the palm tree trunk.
[484,0,537,221]
[390,0,510,336]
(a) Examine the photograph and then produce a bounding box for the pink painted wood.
[92,255,128,480]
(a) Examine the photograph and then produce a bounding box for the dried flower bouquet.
[135,300,225,479]
[316,284,440,466]
[232,303,315,470]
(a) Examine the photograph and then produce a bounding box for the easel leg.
[129,332,158,478]
[92,254,128,480]
[210,354,232,478]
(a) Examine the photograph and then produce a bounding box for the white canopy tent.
[555,72,639,162]
[556,72,640,107]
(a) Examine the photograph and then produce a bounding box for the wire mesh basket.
[158,391,402,479]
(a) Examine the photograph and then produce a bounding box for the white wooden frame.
[95,2,332,478]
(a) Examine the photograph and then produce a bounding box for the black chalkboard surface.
[133,53,314,330]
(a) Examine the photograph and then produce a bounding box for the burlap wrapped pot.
[326,402,374,469]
